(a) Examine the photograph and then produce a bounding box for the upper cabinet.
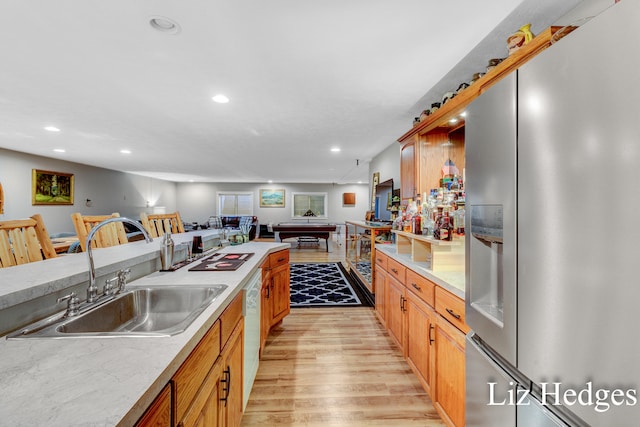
[397,26,575,202]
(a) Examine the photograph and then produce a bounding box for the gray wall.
[176,182,370,228]
[0,148,177,234]
[0,147,369,235]
[368,141,401,209]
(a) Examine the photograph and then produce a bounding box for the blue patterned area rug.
[290,263,365,307]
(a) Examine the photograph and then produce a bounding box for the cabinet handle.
[391,268,398,274]
[277,257,286,263]
[400,296,406,312]
[429,324,435,345]
[411,283,421,292]
[445,308,461,320]
[266,285,270,298]
[220,367,231,406]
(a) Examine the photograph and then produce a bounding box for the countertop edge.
[375,243,465,299]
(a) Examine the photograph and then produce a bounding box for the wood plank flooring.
[243,237,445,426]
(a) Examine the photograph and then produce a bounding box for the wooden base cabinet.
[405,290,436,395]
[376,253,467,427]
[135,383,172,427]
[386,274,406,352]
[220,321,244,427]
[433,315,465,427]
[374,265,387,327]
[260,249,290,357]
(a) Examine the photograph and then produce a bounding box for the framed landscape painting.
[260,189,285,207]
[32,169,74,205]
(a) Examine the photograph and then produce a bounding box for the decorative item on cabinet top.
[507,23,534,55]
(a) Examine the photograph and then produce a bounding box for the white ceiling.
[0,0,580,184]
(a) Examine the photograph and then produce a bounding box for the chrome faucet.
[85,217,152,303]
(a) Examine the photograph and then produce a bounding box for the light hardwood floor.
[243,237,445,426]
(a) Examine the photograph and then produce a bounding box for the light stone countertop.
[0,237,289,427]
[376,243,465,299]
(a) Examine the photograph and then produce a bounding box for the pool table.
[272,223,337,252]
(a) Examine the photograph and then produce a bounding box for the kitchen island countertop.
[0,237,289,426]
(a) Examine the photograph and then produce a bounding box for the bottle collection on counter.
[392,176,465,242]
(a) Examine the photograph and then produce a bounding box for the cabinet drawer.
[374,251,388,270]
[435,287,469,334]
[406,269,435,307]
[220,292,243,349]
[269,249,289,269]
[386,258,406,283]
[173,320,221,422]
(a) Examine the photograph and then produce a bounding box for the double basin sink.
[8,284,228,339]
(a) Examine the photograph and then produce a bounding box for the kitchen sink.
[7,285,228,339]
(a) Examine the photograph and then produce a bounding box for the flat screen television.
[374,178,394,222]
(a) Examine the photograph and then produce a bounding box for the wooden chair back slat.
[140,212,185,238]
[71,212,129,252]
[0,214,57,268]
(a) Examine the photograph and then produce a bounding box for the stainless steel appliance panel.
[466,333,517,426]
[465,72,518,365]
[517,1,640,424]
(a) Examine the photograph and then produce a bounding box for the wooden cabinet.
[433,314,465,427]
[173,321,222,426]
[135,383,172,427]
[405,289,436,395]
[178,358,223,427]
[385,274,406,352]
[260,259,272,356]
[269,250,290,325]
[376,252,467,427]
[373,252,387,327]
[260,249,291,356]
[220,319,244,427]
[400,139,417,201]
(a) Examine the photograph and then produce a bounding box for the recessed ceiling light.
[120,149,132,154]
[149,16,181,35]
[212,94,230,104]
[44,126,60,132]
[449,118,458,124]
[460,111,467,117]
[331,147,341,152]
[53,148,65,153]
[268,180,273,183]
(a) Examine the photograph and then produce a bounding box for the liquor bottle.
[439,212,453,241]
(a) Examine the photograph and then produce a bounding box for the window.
[218,192,253,216]
[291,192,328,218]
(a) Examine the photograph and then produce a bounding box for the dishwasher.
[242,269,261,410]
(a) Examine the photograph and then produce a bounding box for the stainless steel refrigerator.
[465,1,640,425]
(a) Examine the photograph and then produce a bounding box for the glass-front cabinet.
[345,221,392,294]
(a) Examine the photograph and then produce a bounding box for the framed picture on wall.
[259,189,285,207]
[32,169,74,205]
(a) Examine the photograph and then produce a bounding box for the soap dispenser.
[160,232,174,270]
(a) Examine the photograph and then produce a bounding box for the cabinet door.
[260,270,272,357]
[135,383,172,427]
[374,266,387,327]
[270,262,290,325]
[385,275,406,352]
[405,290,436,394]
[400,140,416,201]
[178,358,223,427]
[434,316,465,427]
[220,320,244,427]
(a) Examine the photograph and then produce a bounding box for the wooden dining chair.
[140,211,185,238]
[71,212,129,252]
[0,214,57,268]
